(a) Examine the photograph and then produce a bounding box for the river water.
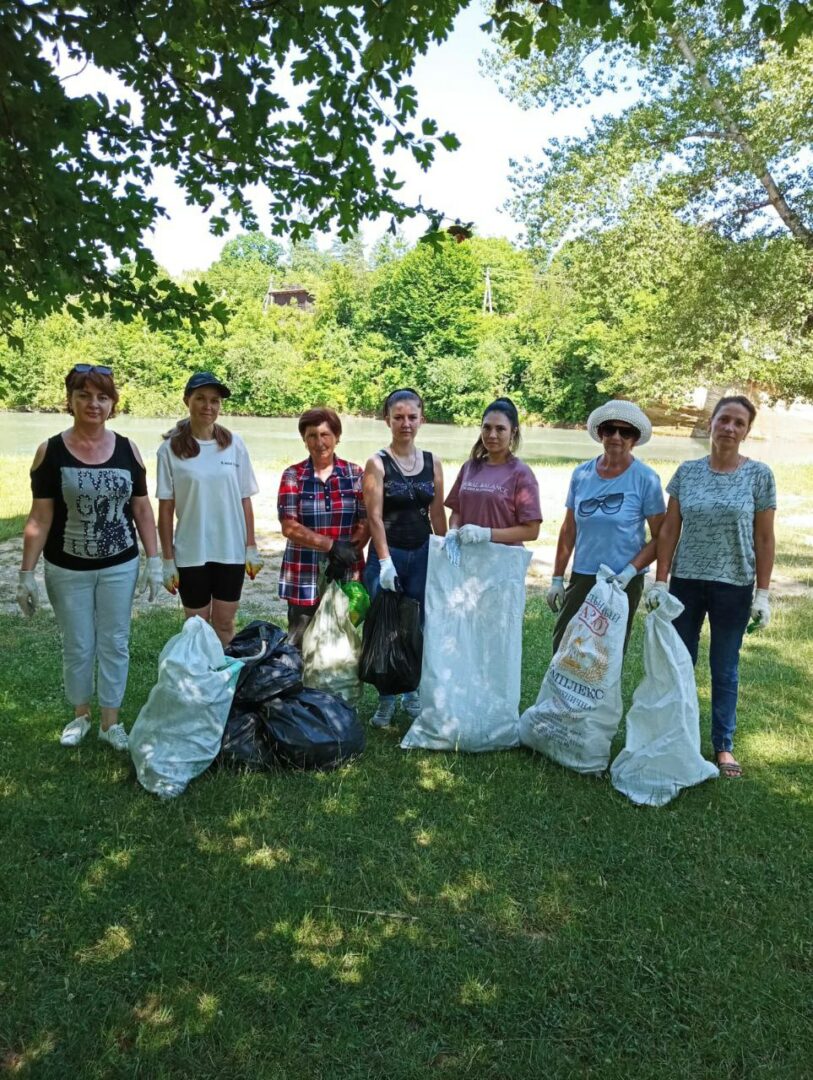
[0,412,713,464]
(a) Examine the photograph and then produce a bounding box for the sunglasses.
[71,364,113,375]
[579,492,625,516]
[599,423,637,438]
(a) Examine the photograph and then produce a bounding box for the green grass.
[1,596,811,1078]
[2,458,812,1077]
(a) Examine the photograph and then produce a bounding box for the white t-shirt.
[156,434,259,567]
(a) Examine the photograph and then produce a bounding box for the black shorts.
[178,562,246,609]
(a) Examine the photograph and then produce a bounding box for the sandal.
[715,755,743,779]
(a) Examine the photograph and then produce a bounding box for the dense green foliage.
[490,1,813,404]
[2,217,813,423]
[3,0,812,339]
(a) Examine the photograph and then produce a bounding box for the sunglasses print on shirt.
[578,492,625,517]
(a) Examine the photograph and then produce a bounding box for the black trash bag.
[226,620,303,706]
[359,591,422,696]
[227,620,288,659]
[219,707,278,770]
[261,688,365,771]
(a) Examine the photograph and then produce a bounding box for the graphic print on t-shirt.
[61,467,134,559]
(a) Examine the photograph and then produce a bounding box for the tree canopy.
[2,0,812,340]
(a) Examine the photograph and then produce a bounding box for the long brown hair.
[469,397,521,465]
[164,417,232,459]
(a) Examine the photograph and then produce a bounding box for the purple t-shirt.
[445,457,542,543]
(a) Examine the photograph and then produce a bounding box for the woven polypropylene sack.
[130,617,243,797]
[401,536,531,752]
[610,592,718,806]
[519,567,627,774]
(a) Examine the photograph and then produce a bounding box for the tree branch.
[671,25,813,248]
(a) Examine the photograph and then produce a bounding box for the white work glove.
[378,557,399,591]
[245,545,264,581]
[645,581,669,612]
[16,570,39,617]
[138,555,162,602]
[546,576,565,613]
[458,524,492,545]
[749,588,770,631]
[162,558,180,595]
[611,563,638,590]
[443,529,461,567]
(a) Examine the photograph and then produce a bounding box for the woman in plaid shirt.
[277,408,368,647]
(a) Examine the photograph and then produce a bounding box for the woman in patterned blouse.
[277,408,368,648]
[649,396,776,778]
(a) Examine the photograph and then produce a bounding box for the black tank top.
[380,450,435,550]
[31,433,147,570]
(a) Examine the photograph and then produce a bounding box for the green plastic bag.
[341,581,371,627]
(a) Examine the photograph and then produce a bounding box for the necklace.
[389,445,419,473]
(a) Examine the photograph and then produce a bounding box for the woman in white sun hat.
[546,400,666,653]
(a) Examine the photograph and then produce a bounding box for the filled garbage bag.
[301,582,362,705]
[219,707,278,770]
[519,567,627,775]
[401,536,531,752]
[226,620,303,706]
[130,617,243,798]
[360,590,422,696]
[342,581,371,626]
[610,592,719,806]
[261,687,365,770]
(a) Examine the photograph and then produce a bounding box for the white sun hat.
[586,400,653,445]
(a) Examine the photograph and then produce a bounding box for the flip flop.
[716,757,743,779]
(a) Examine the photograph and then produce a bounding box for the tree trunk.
[671,26,813,248]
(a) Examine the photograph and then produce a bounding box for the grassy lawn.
[1,458,812,1077]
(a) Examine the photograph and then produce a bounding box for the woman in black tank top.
[16,365,161,753]
[362,388,448,728]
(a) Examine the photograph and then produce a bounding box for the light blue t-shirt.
[667,457,776,585]
[567,457,666,575]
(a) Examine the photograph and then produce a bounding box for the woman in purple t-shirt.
[445,398,542,558]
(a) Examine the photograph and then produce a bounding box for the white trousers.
[44,558,139,709]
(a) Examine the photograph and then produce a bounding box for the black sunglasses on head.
[71,363,113,376]
[599,423,638,438]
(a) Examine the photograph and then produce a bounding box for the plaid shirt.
[277,456,366,606]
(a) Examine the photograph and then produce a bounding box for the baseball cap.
[184,372,231,398]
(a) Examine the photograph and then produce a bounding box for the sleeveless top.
[31,433,147,570]
[380,450,435,550]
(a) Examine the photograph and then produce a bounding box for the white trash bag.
[610,591,719,806]
[401,535,531,752]
[301,581,362,706]
[129,616,244,799]
[519,566,628,774]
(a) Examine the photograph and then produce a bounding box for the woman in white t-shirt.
[157,372,262,645]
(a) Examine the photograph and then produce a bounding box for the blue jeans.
[669,576,753,754]
[365,539,429,707]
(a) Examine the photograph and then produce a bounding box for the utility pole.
[482,267,493,314]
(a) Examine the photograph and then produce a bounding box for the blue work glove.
[443,529,461,567]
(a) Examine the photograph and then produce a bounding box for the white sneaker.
[401,692,421,720]
[370,699,396,728]
[98,723,129,752]
[60,715,91,746]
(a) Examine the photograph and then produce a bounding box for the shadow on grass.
[0,512,26,544]
[0,603,811,1078]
